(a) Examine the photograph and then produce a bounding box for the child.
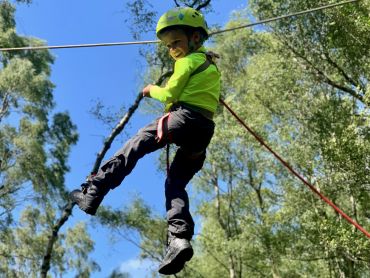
[70,7,220,275]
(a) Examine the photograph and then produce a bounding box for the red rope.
[220,99,370,239]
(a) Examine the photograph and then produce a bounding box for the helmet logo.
[178,13,184,20]
[166,15,177,21]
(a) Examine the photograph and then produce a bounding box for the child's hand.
[142,84,153,97]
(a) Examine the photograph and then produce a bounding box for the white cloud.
[119,258,157,278]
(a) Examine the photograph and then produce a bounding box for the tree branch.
[0,251,38,261]
[39,71,173,278]
[283,40,366,105]
[188,0,197,8]
[198,233,267,277]
[116,229,163,263]
[91,71,172,174]
[0,183,22,199]
[196,0,211,11]
[322,49,364,93]
[40,201,73,278]
[0,92,10,123]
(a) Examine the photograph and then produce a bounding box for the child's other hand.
[142,84,153,97]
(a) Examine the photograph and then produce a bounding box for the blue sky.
[15,1,246,277]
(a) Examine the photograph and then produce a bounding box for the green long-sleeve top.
[149,46,221,113]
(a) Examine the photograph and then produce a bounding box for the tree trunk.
[229,255,236,278]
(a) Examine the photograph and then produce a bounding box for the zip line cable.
[220,99,370,239]
[211,0,359,35]
[0,40,160,51]
[0,0,359,52]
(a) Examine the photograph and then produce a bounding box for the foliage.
[249,0,370,106]
[4,0,368,276]
[108,269,131,278]
[0,1,97,276]
[96,197,168,275]
[185,3,370,277]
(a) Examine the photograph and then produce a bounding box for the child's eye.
[165,40,181,49]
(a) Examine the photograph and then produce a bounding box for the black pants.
[91,105,215,240]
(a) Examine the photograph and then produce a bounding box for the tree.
[0,1,97,276]
[4,0,367,276]
[189,3,370,277]
[249,0,370,106]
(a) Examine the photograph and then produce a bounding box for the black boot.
[158,232,193,275]
[70,181,110,215]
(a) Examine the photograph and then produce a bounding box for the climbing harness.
[157,113,171,143]
[156,112,172,175]
[162,51,218,177]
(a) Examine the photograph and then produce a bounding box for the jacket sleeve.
[149,57,192,103]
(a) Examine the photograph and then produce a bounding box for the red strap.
[157,113,172,176]
[157,112,171,143]
[220,99,370,239]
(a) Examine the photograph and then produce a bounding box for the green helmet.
[156,7,208,39]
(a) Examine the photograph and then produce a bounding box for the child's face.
[162,30,191,60]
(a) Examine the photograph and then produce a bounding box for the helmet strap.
[187,32,201,54]
[188,40,196,53]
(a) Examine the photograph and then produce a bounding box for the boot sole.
[158,245,193,275]
[69,191,97,215]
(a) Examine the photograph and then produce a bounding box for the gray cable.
[0,0,359,52]
[210,0,359,35]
